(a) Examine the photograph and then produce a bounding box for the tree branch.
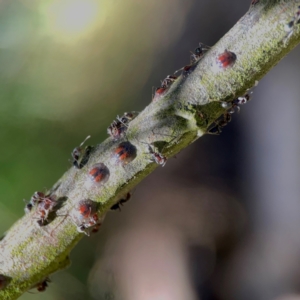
[1,0,300,298]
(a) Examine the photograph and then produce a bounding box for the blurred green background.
[1,1,300,299]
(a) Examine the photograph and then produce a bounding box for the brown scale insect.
[72,199,103,235]
[112,141,137,166]
[88,163,110,185]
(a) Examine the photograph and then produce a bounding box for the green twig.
[0,0,300,298]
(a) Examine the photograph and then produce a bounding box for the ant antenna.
[80,135,91,147]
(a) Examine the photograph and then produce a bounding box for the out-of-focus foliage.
[1,1,300,299]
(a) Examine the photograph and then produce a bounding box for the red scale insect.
[88,163,110,185]
[112,141,137,166]
[217,50,236,69]
[72,199,103,235]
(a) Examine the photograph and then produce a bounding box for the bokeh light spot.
[41,0,101,40]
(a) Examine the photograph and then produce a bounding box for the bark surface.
[1,0,300,298]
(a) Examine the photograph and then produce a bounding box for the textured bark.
[1,0,300,298]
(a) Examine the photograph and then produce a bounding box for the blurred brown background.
[0,0,299,299]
